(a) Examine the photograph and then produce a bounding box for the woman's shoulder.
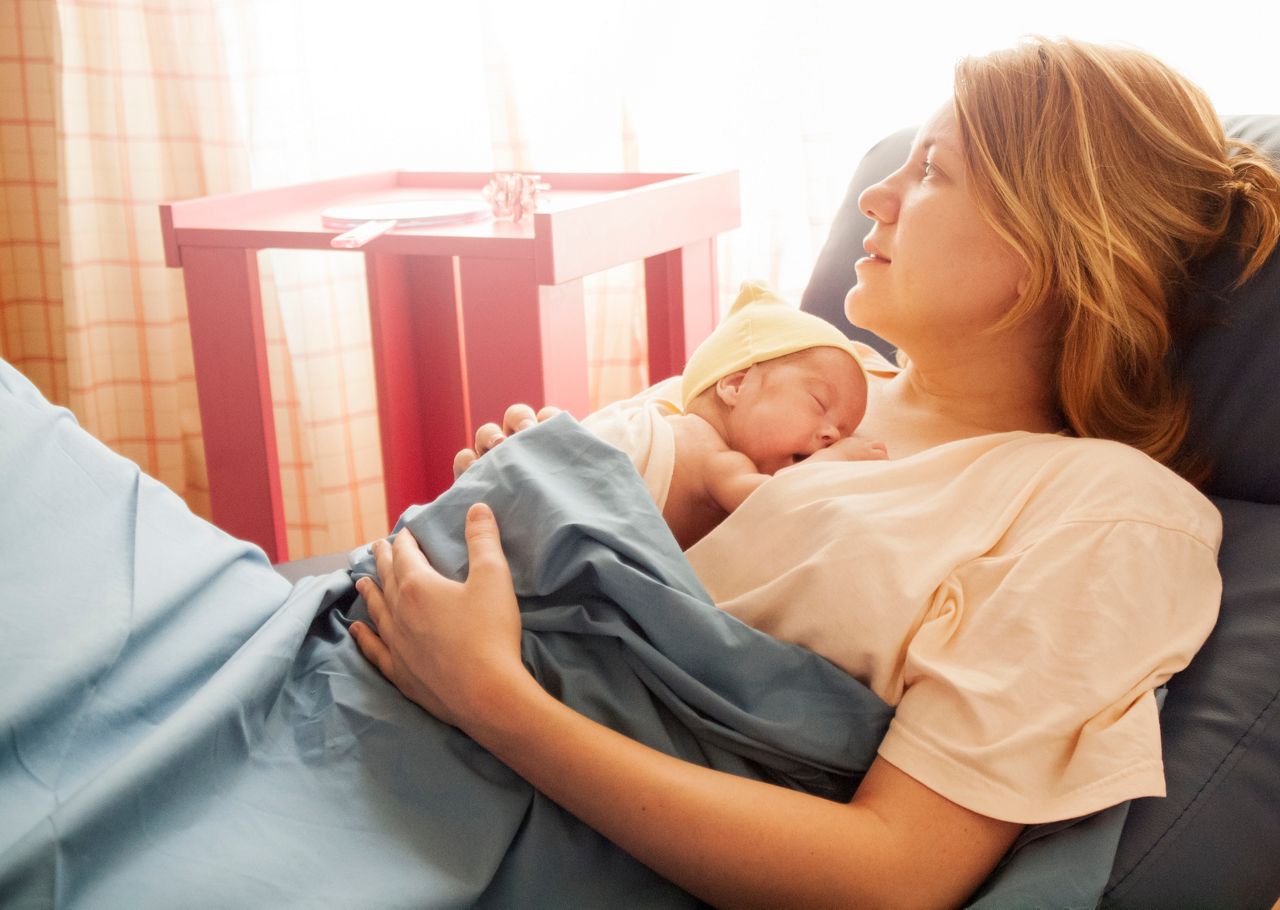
[1011,431,1192,491]
[997,432,1222,548]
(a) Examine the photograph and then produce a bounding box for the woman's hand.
[349,504,531,728]
[453,404,562,478]
[349,509,1020,909]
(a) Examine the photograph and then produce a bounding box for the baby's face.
[724,347,868,474]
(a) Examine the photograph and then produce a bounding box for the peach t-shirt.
[683,421,1222,824]
[589,351,1221,823]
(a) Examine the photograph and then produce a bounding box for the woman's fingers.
[347,505,527,730]
[349,619,393,677]
[368,530,442,610]
[350,578,456,724]
[456,403,563,477]
[370,538,400,607]
[463,502,504,574]
[357,573,388,630]
[501,404,540,435]
[473,422,506,455]
[509,404,560,430]
[455,504,523,674]
[351,566,396,677]
[390,527,436,583]
[453,448,477,478]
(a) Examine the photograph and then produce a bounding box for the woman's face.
[845,103,1029,355]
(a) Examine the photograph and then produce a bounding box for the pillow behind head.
[1177,115,1280,505]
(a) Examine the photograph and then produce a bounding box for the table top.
[161,170,740,285]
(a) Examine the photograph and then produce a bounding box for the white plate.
[320,199,491,229]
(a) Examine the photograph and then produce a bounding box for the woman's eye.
[922,159,937,178]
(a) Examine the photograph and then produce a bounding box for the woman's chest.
[684,437,1061,699]
[855,389,986,462]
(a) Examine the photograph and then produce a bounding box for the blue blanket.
[0,358,1126,908]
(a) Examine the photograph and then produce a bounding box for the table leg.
[455,257,590,422]
[365,253,468,525]
[179,246,287,562]
[643,239,719,384]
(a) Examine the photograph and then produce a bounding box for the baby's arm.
[702,450,773,515]
[704,436,888,516]
[797,435,889,464]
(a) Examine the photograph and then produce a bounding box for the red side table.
[160,170,740,562]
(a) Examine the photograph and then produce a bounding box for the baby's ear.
[715,370,748,406]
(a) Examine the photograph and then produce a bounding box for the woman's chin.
[843,286,872,328]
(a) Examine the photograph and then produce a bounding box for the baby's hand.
[803,435,889,464]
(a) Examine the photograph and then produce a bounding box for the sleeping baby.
[586,281,887,549]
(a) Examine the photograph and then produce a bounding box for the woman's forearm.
[468,674,1018,910]
[352,513,1019,908]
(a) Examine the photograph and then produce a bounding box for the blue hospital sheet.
[0,358,1126,908]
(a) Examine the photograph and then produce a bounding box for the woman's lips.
[860,238,891,264]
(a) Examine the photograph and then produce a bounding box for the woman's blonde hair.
[953,37,1280,480]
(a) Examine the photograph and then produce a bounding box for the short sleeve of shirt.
[877,516,1221,824]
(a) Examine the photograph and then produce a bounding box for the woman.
[350,38,1280,907]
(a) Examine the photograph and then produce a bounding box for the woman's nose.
[858,174,899,224]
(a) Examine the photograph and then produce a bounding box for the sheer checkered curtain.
[0,0,864,560]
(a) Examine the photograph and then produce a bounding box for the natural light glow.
[221,0,1278,301]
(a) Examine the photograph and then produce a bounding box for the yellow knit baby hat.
[679,280,865,410]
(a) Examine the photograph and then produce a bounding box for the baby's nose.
[817,424,840,446]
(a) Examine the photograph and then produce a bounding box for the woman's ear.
[715,370,748,407]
